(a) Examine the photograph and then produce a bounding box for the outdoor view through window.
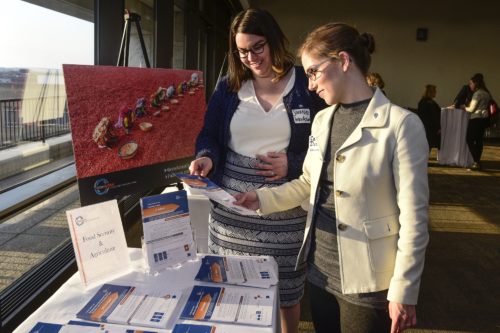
[0,0,93,293]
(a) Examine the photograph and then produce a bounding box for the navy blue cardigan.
[195,66,326,185]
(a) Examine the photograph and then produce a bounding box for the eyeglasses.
[235,41,267,58]
[305,58,337,81]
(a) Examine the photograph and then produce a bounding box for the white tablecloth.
[14,248,279,333]
[438,107,474,167]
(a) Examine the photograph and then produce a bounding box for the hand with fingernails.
[389,302,416,333]
[189,157,213,177]
[255,152,288,181]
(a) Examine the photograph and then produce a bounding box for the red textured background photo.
[63,65,206,179]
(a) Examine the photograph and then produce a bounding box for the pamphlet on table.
[76,283,181,329]
[66,200,131,288]
[172,323,271,333]
[60,320,160,333]
[140,190,196,271]
[180,285,274,326]
[195,255,278,288]
[176,174,258,216]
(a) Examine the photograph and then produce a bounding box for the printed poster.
[63,65,206,205]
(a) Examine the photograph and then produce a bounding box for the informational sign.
[63,65,206,205]
[140,190,196,271]
[66,200,131,288]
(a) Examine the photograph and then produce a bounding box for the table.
[438,107,474,167]
[14,248,279,333]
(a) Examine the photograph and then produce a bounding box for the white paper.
[176,174,258,216]
[141,191,196,271]
[66,200,131,288]
[195,255,278,288]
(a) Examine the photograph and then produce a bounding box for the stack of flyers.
[195,255,278,288]
[28,322,64,333]
[76,284,181,329]
[61,320,160,333]
[176,174,258,216]
[172,323,270,333]
[179,285,274,327]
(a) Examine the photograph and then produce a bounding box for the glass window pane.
[173,5,185,69]
[0,0,93,293]
[124,0,155,67]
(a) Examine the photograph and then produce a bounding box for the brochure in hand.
[76,283,180,329]
[195,255,278,289]
[176,174,258,216]
[179,285,274,327]
[140,190,196,271]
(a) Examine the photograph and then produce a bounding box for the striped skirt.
[208,150,307,306]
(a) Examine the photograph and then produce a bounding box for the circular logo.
[75,216,85,226]
[94,178,111,195]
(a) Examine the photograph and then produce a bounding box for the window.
[124,0,155,67]
[0,0,93,298]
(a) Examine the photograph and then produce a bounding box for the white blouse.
[229,69,295,158]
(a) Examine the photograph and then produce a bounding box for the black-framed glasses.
[235,41,268,58]
[305,58,337,81]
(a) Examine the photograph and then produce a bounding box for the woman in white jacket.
[236,22,429,333]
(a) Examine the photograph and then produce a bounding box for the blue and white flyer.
[140,190,196,271]
[180,285,274,326]
[176,174,258,216]
[28,322,64,333]
[76,283,181,329]
[195,255,278,289]
[172,323,270,333]
[66,200,131,288]
[61,320,160,333]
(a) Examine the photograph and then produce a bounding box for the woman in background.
[462,73,491,170]
[189,8,325,333]
[417,84,441,153]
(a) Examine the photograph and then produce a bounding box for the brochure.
[66,200,131,288]
[179,285,274,326]
[28,322,64,333]
[61,320,159,333]
[76,283,181,329]
[195,255,278,289]
[140,190,196,271]
[172,323,270,333]
[176,174,258,216]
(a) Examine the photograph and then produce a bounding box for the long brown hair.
[227,8,295,92]
[298,22,375,76]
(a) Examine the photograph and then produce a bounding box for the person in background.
[461,73,491,170]
[417,84,441,153]
[366,72,386,95]
[189,8,325,333]
[453,83,473,108]
[235,22,429,333]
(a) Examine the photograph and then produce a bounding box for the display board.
[63,65,205,205]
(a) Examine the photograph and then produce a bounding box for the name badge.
[292,108,310,124]
[308,135,319,152]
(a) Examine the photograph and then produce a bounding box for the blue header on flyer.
[176,173,220,190]
[29,322,64,333]
[180,285,222,321]
[140,190,189,223]
[195,256,228,283]
[172,323,214,333]
[76,284,134,323]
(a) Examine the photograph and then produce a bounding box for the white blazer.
[257,88,429,305]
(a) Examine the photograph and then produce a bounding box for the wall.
[249,0,500,109]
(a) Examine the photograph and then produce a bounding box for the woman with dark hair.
[236,22,429,333]
[461,73,491,170]
[417,84,441,152]
[189,8,325,333]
